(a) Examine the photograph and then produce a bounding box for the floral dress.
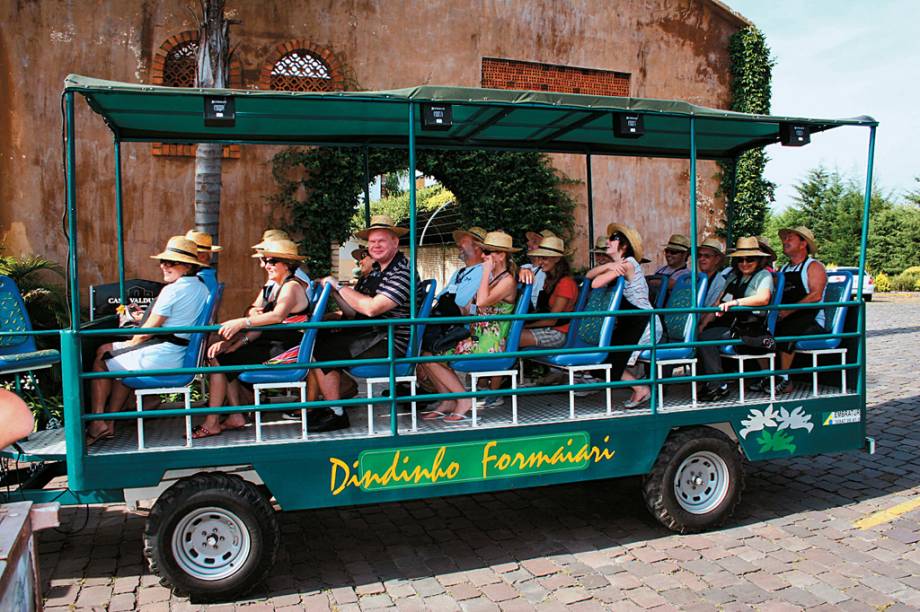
[447,301,515,355]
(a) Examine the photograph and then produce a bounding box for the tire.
[143,472,280,602]
[642,428,744,533]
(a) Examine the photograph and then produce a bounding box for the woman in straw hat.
[584,223,661,409]
[250,228,314,305]
[195,239,311,438]
[518,235,578,350]
[86,236,211,445]
[422,231,519,423]
[697,236,775,401]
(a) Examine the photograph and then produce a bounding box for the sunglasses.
[260,257,283,265]
[608,232,626,242]
[159,260,181,268]
[664,249,684,256]
[482,249,495,255]
[735,256,760,263]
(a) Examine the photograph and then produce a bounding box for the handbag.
[729,312,776,354]
[421,293,471,352]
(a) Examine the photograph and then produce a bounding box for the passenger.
[698,237,729,307]
[518,235,577,349]
[756,236,778,272]
[350,243,374,290]
[697,237,774,401]
[252,229,314,305]
[185,229,221,293]
[772,226,828,394]
[195,240,310,438]
[439,226,486,309]
[585,224,660,408]
[86,236,210,445]
[310,215,417,432]
[0,389,33,449]
[422,231,519,423]
[522,229,556,308]
[592,235,612,266]
[655,234,692,288]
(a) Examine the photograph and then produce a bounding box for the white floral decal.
[738,406,779,439]
[775,405,813,433]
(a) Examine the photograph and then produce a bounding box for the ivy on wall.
[270,148,576,276]
[719,26,776,239]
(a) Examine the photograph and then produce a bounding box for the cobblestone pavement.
[40,295,920,611]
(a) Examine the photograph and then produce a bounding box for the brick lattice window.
[150,31,241,159]
[481,57,630,96]
[259,41,344,92]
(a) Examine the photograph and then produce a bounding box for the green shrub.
[903,266,920,275]
[891,270,920,291]
[874,271,891,292]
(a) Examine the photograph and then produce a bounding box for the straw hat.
[350,240,370,261]
[778,226,817,254]
[479,231,521,253]
[151,236,209,267]
[451,226,487,244]
[605,223,644,262]
[755,236,777,258]
[592,235,609,253]
[729,236,770,258]
[663,233,691,252]
[525,229,558,245]
[355,214,409,240]
[528,235,569,258]
[250,239,307,262]
[698,237,725,256]
[185,230,222,252]
[252,228,290,250]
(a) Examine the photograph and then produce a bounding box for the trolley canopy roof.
[65,74,876,160]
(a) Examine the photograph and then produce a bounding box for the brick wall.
[481,57,630,96]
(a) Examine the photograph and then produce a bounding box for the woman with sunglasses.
[696,236,774,401]
[422,231,519,423]
[86,236,210,445]
[195,240,311,438]
[585,223,660,409]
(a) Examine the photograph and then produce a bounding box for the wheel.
[143,472,280,602]
[642,428,744,533]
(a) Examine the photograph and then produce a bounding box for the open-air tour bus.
[1,74,877,601]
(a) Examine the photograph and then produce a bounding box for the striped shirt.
[363,251,416,355]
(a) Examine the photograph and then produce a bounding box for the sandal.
[421,409,450,421]
[220,421,247,432]
[443,413,472,424]
[85,427,114,447]
[191,424,221,439]
[623,393,651,409]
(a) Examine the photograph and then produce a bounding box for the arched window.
[259,41,344,92]
[150,31,242,158]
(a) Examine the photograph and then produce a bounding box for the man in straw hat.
[439,226,486,309]
[310,214,417,432]
[771,225,828,394]
[653,233,692,289]
[185,229,221,293]
[697,237,729,307]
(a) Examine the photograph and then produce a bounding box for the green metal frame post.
[586,153,595,267]
[688,117,699,330]
[65,92,80,326]
[726,158,738,247]
[113,138,126,305]
[363,145,372,226]
[855,126,876,396]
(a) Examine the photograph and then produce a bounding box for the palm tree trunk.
[194,0,231,251]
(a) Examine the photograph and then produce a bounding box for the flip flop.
[421,410,450,421]
[623,394,651,409]
[85,428,114,446]
[191,425,221,439]
[443,413,472,424]
[220,421,247,432]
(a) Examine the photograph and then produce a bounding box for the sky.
[724,0,919,209]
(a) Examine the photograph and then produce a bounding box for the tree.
[193,0,234,256]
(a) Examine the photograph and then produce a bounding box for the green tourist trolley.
[1,75,877,601]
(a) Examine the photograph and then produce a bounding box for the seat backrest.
[0,275,38,355]
[823,270,854,334]
[563,277,593,348]
[406,279,437,360]
[766,272,786,334]
[576,277,626,347]
[662,273,709,344]
[645,274,667,309]
[185,282,223,370]
[504,283,534,353]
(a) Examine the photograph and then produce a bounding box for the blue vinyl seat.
[0,275,61,375]
[795,270,853,396]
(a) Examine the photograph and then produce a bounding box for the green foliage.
[891,270,920,292]
[719,26,776,239]
[351,184,456,232]
[874,272,891,293]
[765,168,920,275]
[0,252,69,329]
[271,148,576,275]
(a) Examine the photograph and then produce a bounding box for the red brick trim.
[481,57,630,97]
[150,30,242,159]
[257,40,344,91]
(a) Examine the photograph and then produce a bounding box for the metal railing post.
[855,126,876,397]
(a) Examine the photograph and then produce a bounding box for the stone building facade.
[0,0,748,315]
